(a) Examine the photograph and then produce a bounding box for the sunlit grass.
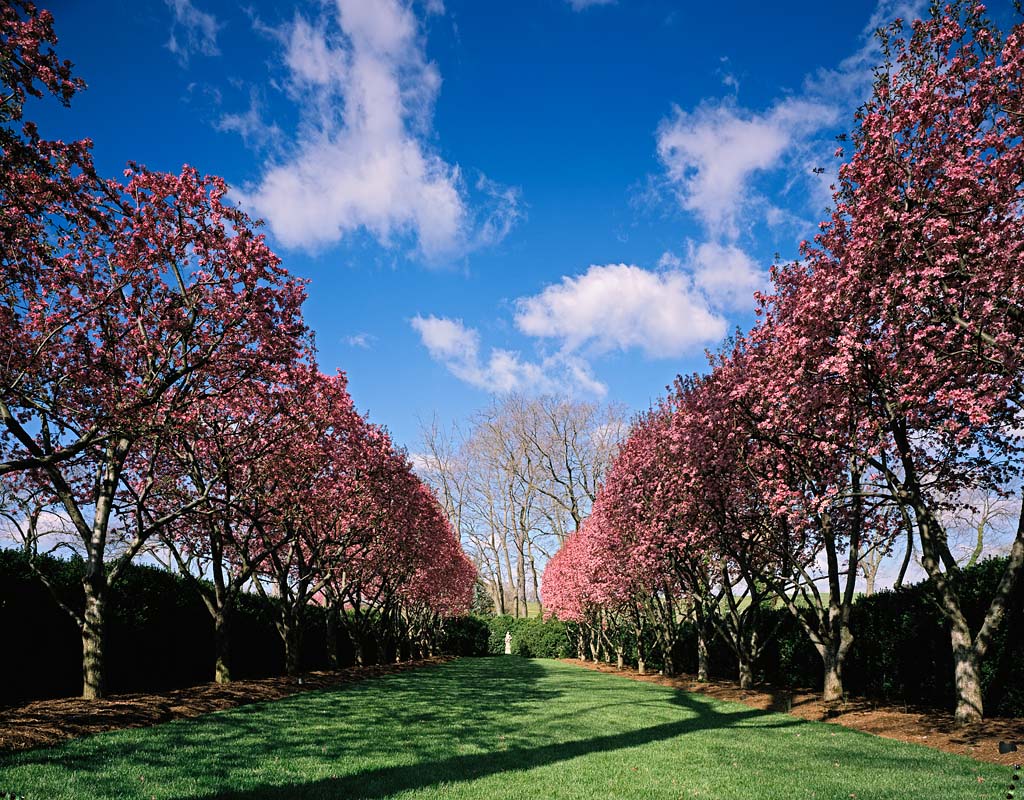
[0,658,1002,799]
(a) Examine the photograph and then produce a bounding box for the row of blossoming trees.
[0,1,474,699]
[544,3,1024,725]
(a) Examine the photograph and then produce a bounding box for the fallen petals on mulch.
[564,658,1024,766]
[0,658,451,753]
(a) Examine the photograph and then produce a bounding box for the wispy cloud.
[215,86,282,151]
[234,0,520,261]
[646,0,928,338]
[659,241,766,311]
[656,98,837,240]
[165,0,221,66]
[566,0,616,10]
[345,332,376,349]
[410,315,606,396]
[411,254,762,395]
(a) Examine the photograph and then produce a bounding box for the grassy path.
[0,658,1004,799]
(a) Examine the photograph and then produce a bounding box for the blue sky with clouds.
[34,0,979,448]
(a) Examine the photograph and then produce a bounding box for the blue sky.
[35,0,964,449]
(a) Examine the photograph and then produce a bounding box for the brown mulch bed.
[564,658,1024,766]
[0,657,451,753]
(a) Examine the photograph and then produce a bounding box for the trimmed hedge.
[623,557,1024,716]
[484,615,572,658]
[439,615,490,656]
[0,549,333,703]
[5,547,1021,715]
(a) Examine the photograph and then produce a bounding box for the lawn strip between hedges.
[0,658,1008,800]
[0,658,451,752]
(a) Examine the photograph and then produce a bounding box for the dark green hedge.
[6,547,1021,715]
[438,615,490,656]
[652,557,1024,716]
[0,550,334,703]
[484,615,572,658]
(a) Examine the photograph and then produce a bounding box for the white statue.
[504,630,512,655]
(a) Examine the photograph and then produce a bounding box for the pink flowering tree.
[2,3,307,697]
[240,370,378,675]
[760,2,1024,722]
[151,361,316,683]
[1,161,306,698]
[395,485,476,658]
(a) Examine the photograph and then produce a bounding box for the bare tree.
[417,395,626,617]
[949,491,1019,567]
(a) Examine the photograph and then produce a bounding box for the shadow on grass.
[191,672,797,800]
[3,658,560,796]
[1,658,805,800]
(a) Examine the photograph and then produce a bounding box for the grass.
[0,658,1005,799]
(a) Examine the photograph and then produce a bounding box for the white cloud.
[345,332,375,348]
[236,0,518,259]
[656,98,837,240]
[215,87,282,151]
[165,0,221,66]
[407,451,436,475]
[410,315,606,396]
[413,316,480,368]
[567,0,616,9]
[514,263,727,358]
[805,0,929,103]
[654,0,929,245]
[659,241,766,311]
[414,257,760,395]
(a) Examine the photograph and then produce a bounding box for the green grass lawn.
[0,658,1005,799]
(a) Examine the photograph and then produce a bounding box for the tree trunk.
[527,541,542,617]
[822,651,843,710]
[517,540,529,617]
[213,605,232,684]
[738,656,753,690]
[493,576,506,616]
[616,647,624,670]
[81,581,106,699]
[951,616,984,724]
[635,622,647,675]
[280,613,302,677]
[326,607,339,669]
[697,624,710,683]
[662,649,676,677]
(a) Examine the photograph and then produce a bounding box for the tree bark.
[662,649,676,677]
[822,651,844,710]
[81,580,106,700]
[213,604,232,684]
[280,611,302,677]
[634,620,647,674]
[326,606,339,669]
[950,617,984,723]
[527,540,542,617]
[696,623,710,683]
[738,656,754,690]
[516,537,529,617]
